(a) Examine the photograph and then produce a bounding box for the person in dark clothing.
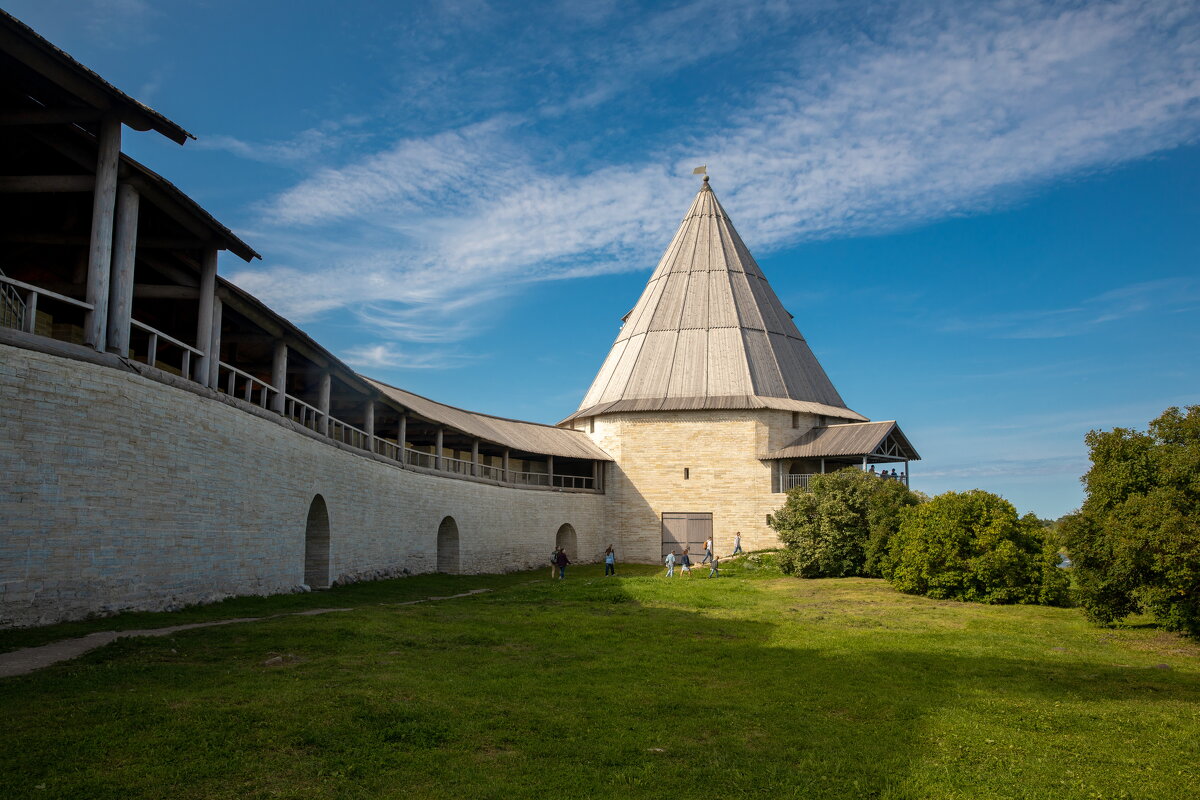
[604,544,616,576]
[555,548,570,579]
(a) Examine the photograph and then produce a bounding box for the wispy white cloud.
[941,277,1200,338]
[231,0,1200,351]
[195,117,372,167]
[342,344,480,370]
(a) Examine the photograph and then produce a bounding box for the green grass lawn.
[1,559,1197,799]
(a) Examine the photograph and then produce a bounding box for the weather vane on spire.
[692,165,710,185]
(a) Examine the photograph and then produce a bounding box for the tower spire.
[564,179,864,424]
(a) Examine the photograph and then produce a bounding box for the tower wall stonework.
[0,344,606,627]
[584,409,816,562]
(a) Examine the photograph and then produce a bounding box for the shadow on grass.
[0,572,1196,800]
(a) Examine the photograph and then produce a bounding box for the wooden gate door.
[662,512,712,560]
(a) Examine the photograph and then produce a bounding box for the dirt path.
[0,588,492,679]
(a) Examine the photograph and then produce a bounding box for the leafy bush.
[889,490,1069,605]
[1064,406,1200,636]
[769,469,921,578]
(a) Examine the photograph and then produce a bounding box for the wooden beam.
[207,297,222,388]
[471,439,479,477]
[136,253,199,287]
[435,427,443,470]
[0,233,212,250]
[503,448,510,482]
[104,183,139,356]
[317,372,331,436]
[0,108,103,127]
[399,414,407,450]
[83,116,120,350]
[193,249,218,385]
[0,175,94,192]
[365,399,375,440]
[271,340,287,414]
[132,284,199,299]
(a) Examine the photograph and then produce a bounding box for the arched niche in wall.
[437,516,460,574]
[305,495,331,589]
[555,523,577,562]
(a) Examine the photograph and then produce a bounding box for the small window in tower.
[684,468,690,480]
[791,411,800,428]
[589,417,595,433]
[818,415,827,427]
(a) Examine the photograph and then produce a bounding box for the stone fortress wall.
[0,343,607,627]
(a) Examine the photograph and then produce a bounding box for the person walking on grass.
[708,554,720,578]
[604,544,616,576]
[550,547,560,578]
[701,536,713,565]
[680,547,693,577]
[732,531,742,556]
[664,549,676,577]
[555,547,570,579]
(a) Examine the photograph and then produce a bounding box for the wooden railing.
[509,470,551,487]
[403,447,437,470]
[130,318,204,377]
[372,435,404,462]
[553,474,595,489]
[0,273,93,334]
[0,270,28,330]
[282,394,323,432]
[328,417,370,450]
[216,361,277,408]
[2,274,601,493]
[782,474,813,491]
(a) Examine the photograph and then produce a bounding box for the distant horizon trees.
[769,405,1199,637]
[1061,405,1200,637]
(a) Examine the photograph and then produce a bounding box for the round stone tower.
[560,177,877,562]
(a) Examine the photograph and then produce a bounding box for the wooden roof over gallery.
[563,176,865,425]
[763,421,921,462]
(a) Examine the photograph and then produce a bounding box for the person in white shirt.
[664,550,676,578]
[732,531,743,555]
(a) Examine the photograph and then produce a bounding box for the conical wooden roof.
[563,177,864,424]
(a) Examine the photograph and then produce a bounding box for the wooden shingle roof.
[564,177,864,424]
[367,379,613,461]
[762,421,921,461]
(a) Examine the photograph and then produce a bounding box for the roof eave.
[1,10,194,145]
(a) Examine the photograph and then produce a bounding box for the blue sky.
[9,0,1198,518]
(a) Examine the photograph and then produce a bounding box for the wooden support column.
[502,448,510,482]
[435,427,443,470]
[318,373,331,436]
[193,248,218,385]
[207,297,223,388]
[547,455,554,488]
[364,398,375,441]
[84,116,121,350]
[591,461,599,491]
[471,439,479,477]
[398,414,407,451]
[904,459,910,488]
[271,340,287,413]
[104,183,139,355]
[820,458,825,474]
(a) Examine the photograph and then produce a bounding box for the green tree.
[889,489,1069,605]
[1064,406,1200,635]
[769,469,920,578]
